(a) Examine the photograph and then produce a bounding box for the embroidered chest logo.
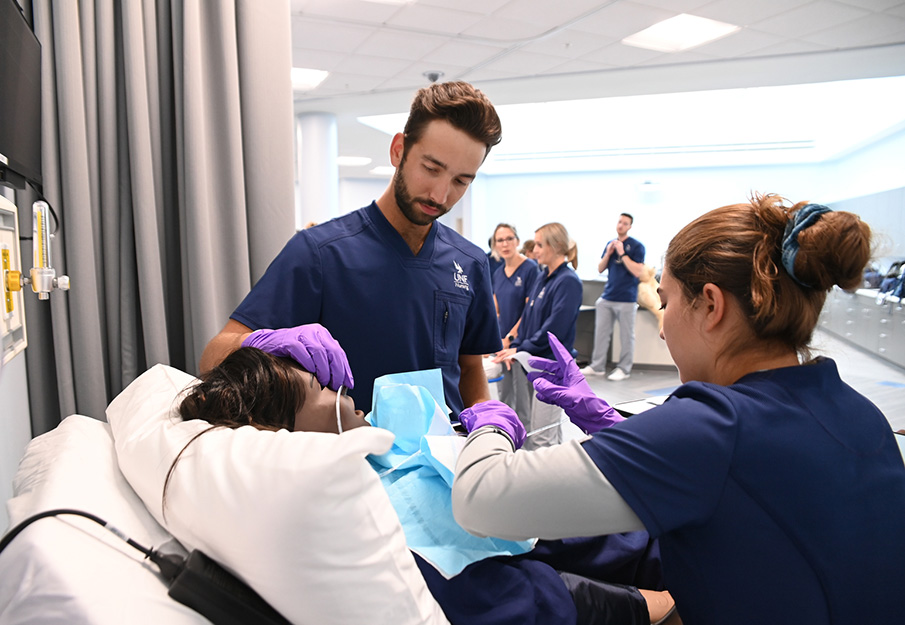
[531,286,546,306]
[515,276,523,287]
[453,261,470,292]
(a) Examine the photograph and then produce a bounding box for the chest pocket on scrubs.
[433,290,470,366]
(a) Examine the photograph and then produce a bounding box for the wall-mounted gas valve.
[1,196,70,364]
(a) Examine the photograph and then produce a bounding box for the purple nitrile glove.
[526,334,586,389]
[527,332,624,434]
[242,324,353,391]
[458,400,527,450]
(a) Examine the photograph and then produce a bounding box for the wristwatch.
[506,334,515,341]
[619,253,626,259]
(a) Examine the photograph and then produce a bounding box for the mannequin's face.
[293,371,368,433]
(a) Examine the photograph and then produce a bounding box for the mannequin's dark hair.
[178,347,306,431]
[162,348,309,517]
[665,193,871,357]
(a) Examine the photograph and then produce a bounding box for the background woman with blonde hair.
[493,222,582,449]
[454,194,905,623]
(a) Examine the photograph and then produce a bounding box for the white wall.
[470,127,905,280]
[0,353,32,532]
[823,127,905,203]
[1,183,33,532]
[339,178,386,216]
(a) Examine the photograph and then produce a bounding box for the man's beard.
[394,157,449,226]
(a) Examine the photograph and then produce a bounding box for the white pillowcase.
[2,415,204,624]
[107,364,448,625]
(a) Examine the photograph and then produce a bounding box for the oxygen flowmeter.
[2,197,70,363]
[4,200,69,300]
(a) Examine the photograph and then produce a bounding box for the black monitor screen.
[0,0,42,187]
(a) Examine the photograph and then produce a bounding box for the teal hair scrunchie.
[781,203,831,288]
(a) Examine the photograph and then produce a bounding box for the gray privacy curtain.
[26,0,295,432]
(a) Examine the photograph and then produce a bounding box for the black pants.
[416,531,662,625]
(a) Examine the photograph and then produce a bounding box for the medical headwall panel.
[0,194,26,364]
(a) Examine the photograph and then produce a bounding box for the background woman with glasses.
[491,223,540,348]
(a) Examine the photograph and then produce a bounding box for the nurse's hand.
[459,400,526,450]
[525,332,585,388]
[491,347,517,370]
[242,324,354,391]
[527,333,623,434]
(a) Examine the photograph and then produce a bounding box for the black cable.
[1,508,292,624]
[0,507,184,580]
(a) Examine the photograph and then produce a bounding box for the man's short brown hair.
[403,81,502,159]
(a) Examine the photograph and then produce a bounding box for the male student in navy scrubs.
[200,81,503,415]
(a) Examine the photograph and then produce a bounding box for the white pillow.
[2,415,204,624]
[107,364,448,625]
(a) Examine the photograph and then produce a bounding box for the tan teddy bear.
[637,264,663,328]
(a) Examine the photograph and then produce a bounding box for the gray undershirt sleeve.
[452,428,645,541]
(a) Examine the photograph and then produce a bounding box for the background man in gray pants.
[582,213,645,381]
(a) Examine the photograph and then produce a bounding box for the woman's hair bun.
[789,207,871,292]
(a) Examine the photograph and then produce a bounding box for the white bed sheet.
[0,415,207,624]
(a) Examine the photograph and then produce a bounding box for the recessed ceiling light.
[336,156,372,167]
[292,67,329,91]
[622,14,740,53]
[369,166,396,176]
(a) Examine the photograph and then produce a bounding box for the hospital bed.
[0,364,449,625]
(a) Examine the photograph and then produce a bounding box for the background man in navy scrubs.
[582,213,645,381]
[200,81,503,415]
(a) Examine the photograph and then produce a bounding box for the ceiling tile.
[580,40,667,66]
[421,40,510,67]
[317,71,390,94]
[418,0,512,14]
[389,59,475,84]
[354,29,449,61]
[460,15,555,41]
[386,4,485,35]
[693,0,813,27]
[291,20,374,53]
[519,28,620,59]
[740,37,830,57]
[481,49,584,75]
[373,75,436,92]
[886,3,905,17]
[801,13,905,46]
[836,0,903,10]
[571,1,677,39]
[633,0,712,11]
[751,1,871,38]
[462,65,525,82]
[539,58,622,75]
[291,47,349,71]
[292,0,402,24]
[693,27,785,57]
[636,49,719,67]
[289,0,905,178]
[333,54,412,78]
[492,0,614,28]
